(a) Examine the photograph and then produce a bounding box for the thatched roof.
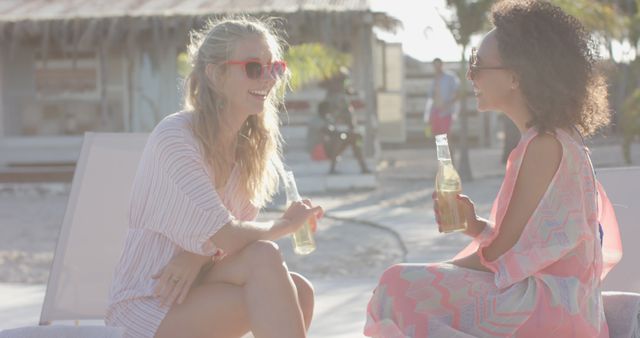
[0,0,371,21]
[0,0,400,51]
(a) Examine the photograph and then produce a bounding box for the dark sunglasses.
[224,59,287,80]
[468,47,508,79]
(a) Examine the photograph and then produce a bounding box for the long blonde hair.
[184,16,287,208]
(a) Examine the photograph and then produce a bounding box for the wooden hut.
[0,0,403,176]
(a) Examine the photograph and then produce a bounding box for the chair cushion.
[603,291,640,338]
[0,326,124,338]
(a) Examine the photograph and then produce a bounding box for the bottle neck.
[283,172,302,202]
[438,158,453,166]
[285,185,302,203]
[436,144,452,162]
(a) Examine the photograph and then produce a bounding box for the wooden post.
[0,45,5,137]
[360,13,378,158]
[123,49,132,132]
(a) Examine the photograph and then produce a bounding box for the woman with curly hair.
[364,1,622,337]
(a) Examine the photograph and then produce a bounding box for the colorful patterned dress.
[364,128,623,338]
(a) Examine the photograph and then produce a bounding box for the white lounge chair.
[598,166,640,338]
[38,133,149,326]
[0,133,147,338]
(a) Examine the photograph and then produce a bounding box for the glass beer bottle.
[283,170,317,255]
[434,134,467,233]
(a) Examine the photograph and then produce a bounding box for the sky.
[371,0,477,62]
[370,0,635,63]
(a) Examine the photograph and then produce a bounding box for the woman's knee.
[290,272,314,328]
[379,264,406,284]
[290,272,314,304]
[244,240,286,271]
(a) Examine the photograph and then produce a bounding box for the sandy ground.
[1,140,638,336]
[0,184,69,284]
[2,139,639,284]
[0,184,403,285]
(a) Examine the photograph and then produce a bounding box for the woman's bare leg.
[155,283,249,338]
[289,272,314,330]
[155,240,310,338]
[155,273,313,338]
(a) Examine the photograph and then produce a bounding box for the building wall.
[1,44,36,137]
[4,41,179,138]
[0,17,378,167]
[129,42,180,132]
[0,43,135,138]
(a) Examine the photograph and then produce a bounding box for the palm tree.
[552,0,624,60]
[283,43,351,92]
[553,0,639,163]
[441,0,493,181]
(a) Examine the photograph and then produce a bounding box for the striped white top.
[107,111,258,313]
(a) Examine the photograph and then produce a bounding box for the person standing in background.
[424,58,460,139]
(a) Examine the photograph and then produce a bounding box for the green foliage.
[552,0,640,162]
[443,0,494,47]
[177,52,192,79]
[552,0,625,39]
[622,87,640,163]
[626,0,640,50]
[283,43,352,92]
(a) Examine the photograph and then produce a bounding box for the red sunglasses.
[224,60,287,80]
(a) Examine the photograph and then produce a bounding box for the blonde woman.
[106,17,322,338]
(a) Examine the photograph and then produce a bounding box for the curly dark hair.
[490,0,610,136]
